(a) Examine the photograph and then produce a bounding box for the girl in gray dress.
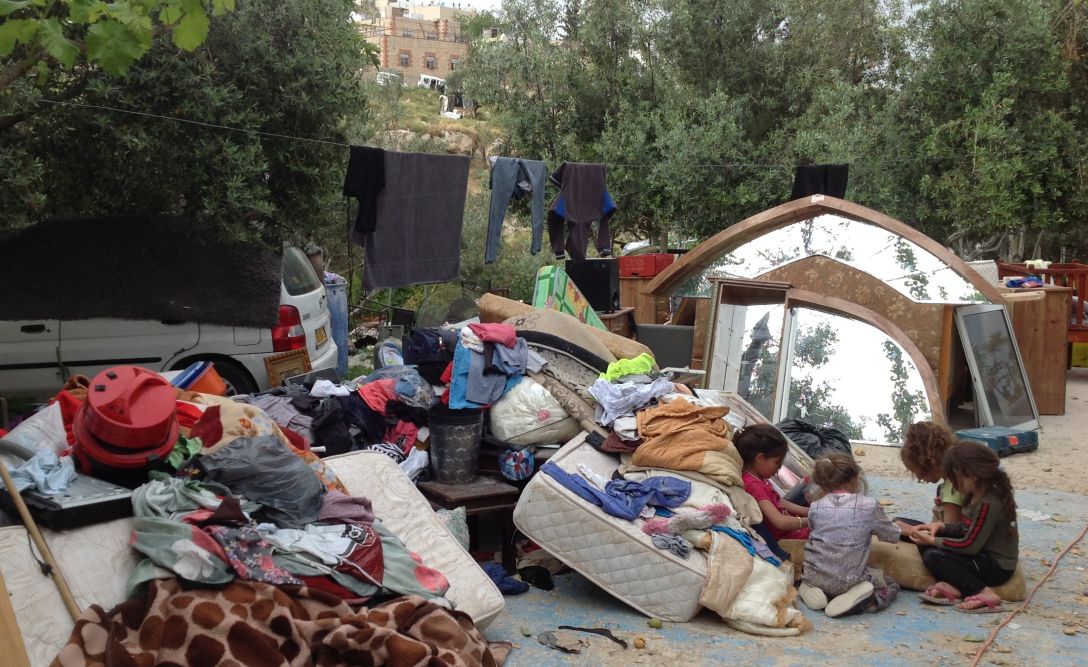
[798,452,902,617]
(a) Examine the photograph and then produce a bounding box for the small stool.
[417,477,520,573]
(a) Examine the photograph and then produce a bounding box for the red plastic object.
[619,253,675,277]
[272,304,306,351]
[73,406,177,470]
[81,366,178,448]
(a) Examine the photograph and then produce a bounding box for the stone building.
[358,1,475,86]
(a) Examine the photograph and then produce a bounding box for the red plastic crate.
[619,253,675,277]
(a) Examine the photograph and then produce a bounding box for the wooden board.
[690,297,712,370]
[1001,285,1071,415]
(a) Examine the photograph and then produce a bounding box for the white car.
[0,246,338,398]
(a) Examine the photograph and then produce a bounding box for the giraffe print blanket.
[51,579,508,667]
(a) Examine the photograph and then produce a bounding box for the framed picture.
[954,304,1040,431]
[264,349,312,388]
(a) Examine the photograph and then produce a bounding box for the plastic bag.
[200,435,325,529]
[3,402,68,454]
[775,418,851,459]
[489,378,580,447]
[500,448,535,481]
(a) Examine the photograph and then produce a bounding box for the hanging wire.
[33,97,980,170]
[36,98,352,148]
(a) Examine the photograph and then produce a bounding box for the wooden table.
[597,306,636,339]
[417,477,520,572]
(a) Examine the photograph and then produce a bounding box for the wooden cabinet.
[1000,286,1071,415]
[619,277,670,324]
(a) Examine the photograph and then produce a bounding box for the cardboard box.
[619,253,675,277]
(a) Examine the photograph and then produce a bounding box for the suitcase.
[955,426,1039,458]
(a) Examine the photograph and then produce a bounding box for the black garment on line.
[343,145,386,245]
[790,163,849,200]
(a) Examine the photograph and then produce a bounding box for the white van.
[376,71,402,86]
[0,246,338,398]
[417,75,446,91]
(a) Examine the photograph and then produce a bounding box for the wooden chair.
[997,261,1088,343]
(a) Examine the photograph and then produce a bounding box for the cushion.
[778,538,1026,601]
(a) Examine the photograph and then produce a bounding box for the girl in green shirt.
[896,421,964,537]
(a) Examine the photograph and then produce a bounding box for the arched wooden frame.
[645,196,1006,304]
[784,288,947,425]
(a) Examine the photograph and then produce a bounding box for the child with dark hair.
[896,421,964,537]
[736,424,810,540]
[910,442,1019,613]
[798,452,901,617]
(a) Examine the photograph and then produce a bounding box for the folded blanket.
[631,399,744,487]
[52,579,508,667]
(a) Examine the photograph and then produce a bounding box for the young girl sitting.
[736,424,810,541]
[895,421,964,537]
[798,452,902,617]
[910,442,1019,613]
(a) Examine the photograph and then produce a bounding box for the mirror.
[676,214,990,304]
[955,305,1040,431]
[707,303,786,419]
[775,308,932,445]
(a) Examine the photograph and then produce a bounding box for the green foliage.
[0,0,233,83]
[459,0,1088,260]
[0,0,370,242]
[876,340,928,444]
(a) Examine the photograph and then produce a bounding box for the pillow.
[778,538,1026,601]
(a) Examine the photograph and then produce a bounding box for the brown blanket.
[632,399,744,487]
[52,579,508,667]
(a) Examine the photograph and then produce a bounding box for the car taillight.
[272,305,306,351]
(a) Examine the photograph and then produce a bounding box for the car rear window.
[282,246,323,296]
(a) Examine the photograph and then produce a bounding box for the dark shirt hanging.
[790,164,849,201]
[343,145,386,244]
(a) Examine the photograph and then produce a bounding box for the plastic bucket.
[325,281,349,378]
[428,407,483,484]
[189,363,228,396]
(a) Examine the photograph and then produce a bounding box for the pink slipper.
[919,585,960,605]
[954,594,1006,614]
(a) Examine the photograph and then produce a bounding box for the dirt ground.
[856,368,1088,496]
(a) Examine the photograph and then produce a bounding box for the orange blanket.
[631,399,744,487]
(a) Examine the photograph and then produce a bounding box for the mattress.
[1,451,504,667]
[513,432,709,622]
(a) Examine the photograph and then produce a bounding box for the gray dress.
[802,493,901,601]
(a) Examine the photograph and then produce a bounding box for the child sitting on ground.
[798,452,902,617]
[910,442,1019,613]
[736,424,810,541]
[895,421,964,537]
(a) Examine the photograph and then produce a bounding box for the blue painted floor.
[485,476,1088,666]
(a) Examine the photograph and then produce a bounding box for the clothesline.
[36,97,977,169]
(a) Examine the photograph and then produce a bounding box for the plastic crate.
[619,253,675,277]
[955,426,1039,458]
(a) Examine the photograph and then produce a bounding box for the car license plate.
[315,326,328,347]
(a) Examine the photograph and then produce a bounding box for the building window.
[450,58,460,71]
[425,56,437,69]
[402,29,412,37]
[425,31,437,40]
[399,52,411,66]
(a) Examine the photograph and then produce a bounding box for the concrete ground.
[486,478,1087,666]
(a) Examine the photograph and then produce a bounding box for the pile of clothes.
[536,352,808,635]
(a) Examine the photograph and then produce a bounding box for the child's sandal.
[919,585,960,606]
[953,594,1005,614]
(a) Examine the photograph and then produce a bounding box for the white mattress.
[1,451,504,667]
[513,433,708,622]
